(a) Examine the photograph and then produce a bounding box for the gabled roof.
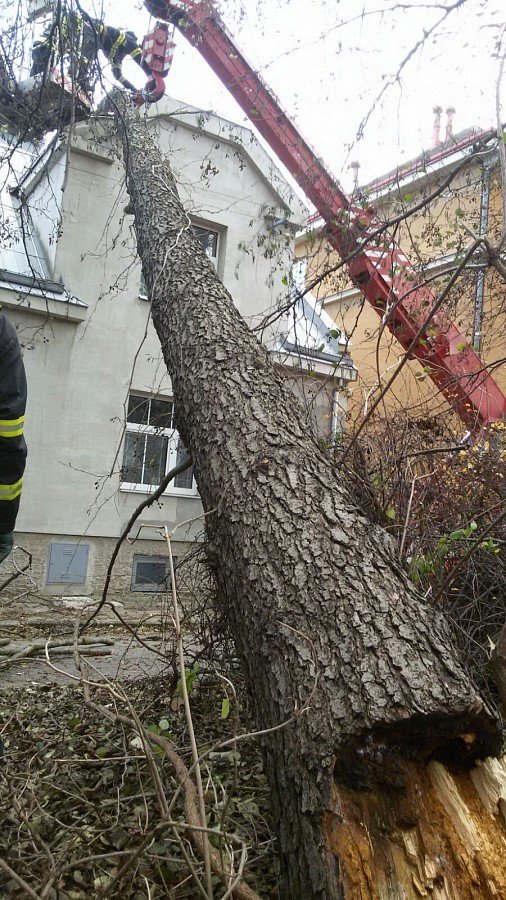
[16,93,309,228]
[145,95,308,227]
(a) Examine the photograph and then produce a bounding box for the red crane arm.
[145,0,506,429]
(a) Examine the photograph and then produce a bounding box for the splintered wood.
[325,756,506,898]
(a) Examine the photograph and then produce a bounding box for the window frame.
[120,393,198,497]
[138,271,148,300]
[131,554,171,592]
[0,193,50,282]
[192,220,220,269]
[138,221,221,300]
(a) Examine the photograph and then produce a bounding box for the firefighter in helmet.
[94,23,151,93]
[30,10,83,77]
[31,14,150,96]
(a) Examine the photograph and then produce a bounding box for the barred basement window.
[131,555,171,592]
[121,393,196,494]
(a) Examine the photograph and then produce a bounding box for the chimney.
[445,106,456,141]
[432,106,443,148]
[349,161,360,194]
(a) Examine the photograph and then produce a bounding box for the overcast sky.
[34,0,506,191]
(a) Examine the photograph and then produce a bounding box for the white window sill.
[0,280,88,322]
[120,483,199,499]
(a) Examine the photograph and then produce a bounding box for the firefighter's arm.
[110,62,137,94]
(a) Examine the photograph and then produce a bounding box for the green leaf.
[385,506,396,520]
[96,747,108,759]
[221,698,231,720]
[281,274,288,286]
[177,664,200,697]
[404,193,412,202]
[185,665,199,694]
[328,328,341,339]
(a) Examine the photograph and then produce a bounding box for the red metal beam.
[145,0,506,429]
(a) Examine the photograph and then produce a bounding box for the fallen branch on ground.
[0,638,114,668]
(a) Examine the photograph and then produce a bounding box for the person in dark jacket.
[31,13,151,96]
[93,23,150,93]
[30,10,84,78]
[0,312,27,564]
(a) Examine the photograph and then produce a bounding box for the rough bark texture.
[115,104,502,898]
[491,622,506,716]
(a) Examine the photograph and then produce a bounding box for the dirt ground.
[0,636,171,686]
[0,592,175,687]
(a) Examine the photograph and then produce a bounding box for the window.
[0,193,50,283]
[137,222,219,298]
[131,554,172,592]
[291,258,307,293]
[121,394,196,494]
[192,223,219,267]
[139,272,148,300]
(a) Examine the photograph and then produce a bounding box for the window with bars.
[121,394,196,494]
[131,555,172,592]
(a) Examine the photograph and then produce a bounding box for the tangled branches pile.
[0,672,278,898]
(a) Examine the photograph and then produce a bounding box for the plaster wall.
[3,106,304,565]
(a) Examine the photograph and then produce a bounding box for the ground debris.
[0,636,114,669]
[0,674,279,898]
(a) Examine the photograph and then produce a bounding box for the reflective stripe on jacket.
[0,313,27,535]
[97,24,140,63]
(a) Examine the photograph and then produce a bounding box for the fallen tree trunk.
[114,101,504,897]
[491,621,506,716]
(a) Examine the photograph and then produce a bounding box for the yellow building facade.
[295,127,506,429]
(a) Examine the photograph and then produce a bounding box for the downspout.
[331,386,346,441]
[473,156,493,352]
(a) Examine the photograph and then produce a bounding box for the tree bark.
[114,102,503,898]
[491,621,506,716]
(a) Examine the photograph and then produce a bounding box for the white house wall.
[2,105,304,596]
[22,146,67,276]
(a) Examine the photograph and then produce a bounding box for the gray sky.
[43,0,506,190]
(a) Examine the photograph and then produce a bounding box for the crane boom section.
[145,0,506,429]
